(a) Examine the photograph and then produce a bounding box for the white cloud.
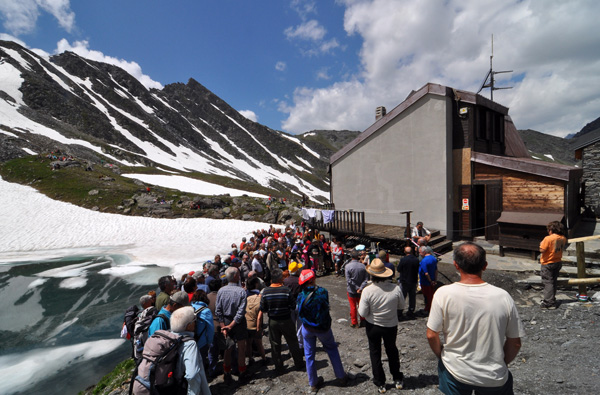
[290,0,317,21]
[0,33,27,47]
[316,68,330,80]
[275,61,287,71]
[37,0,75,32]
[285,19,326,41]
[239,110,258,122]
[281,0,600,137]
[54,39,163,90]
[320,38,339,53]
[0,0,74,35]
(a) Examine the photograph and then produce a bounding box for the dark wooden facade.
[450,94,581,245]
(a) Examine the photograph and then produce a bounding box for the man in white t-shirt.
[251,251,264,278]
[426,242,525,394]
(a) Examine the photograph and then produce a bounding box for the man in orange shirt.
[539,221,567,309]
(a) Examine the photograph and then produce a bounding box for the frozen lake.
[0,178,270,394]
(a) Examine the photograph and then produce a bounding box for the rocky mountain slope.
[518,129,579,165]
[0,40,358,203]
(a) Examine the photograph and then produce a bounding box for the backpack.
[193,306,210,343]
[124,305,140,339]
[133,306,159,361]
[131,330,194,395]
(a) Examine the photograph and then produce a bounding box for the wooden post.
[361,212,365,235]
[576,241,587,299]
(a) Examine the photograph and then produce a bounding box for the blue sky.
[1,0,599,137]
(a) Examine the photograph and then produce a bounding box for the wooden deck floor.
[330,223,452,255]
[364,223,408,239]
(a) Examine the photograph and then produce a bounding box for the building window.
[477,108,487,140]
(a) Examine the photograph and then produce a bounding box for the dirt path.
[207,262,600,394]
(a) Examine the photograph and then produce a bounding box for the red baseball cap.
[298,269,316,285]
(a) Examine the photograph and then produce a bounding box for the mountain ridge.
[0,40,359,202]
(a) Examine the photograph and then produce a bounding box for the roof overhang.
[472,152,582,182]
[497,211,563,226]
[330,83,509,165]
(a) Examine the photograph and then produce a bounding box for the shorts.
[247,328,262,340]
[224,317,248,341]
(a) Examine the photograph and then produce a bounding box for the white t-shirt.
[427,282,525,387]
[358,281,405,327]
[251,257,263,273]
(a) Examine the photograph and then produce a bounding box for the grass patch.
[79,358,135,395]
[0,156,143,210]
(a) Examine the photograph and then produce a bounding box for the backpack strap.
[194,306,208,315]
[300,286,318,313]
[193,306,209,342]
[157,314,171,330]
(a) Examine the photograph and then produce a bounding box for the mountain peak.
[0,39,338,202]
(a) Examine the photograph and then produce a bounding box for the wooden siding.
[474,162,565,213]
[459,185,471,238]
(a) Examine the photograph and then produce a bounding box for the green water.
[0,253,170,394]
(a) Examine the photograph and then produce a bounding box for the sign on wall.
[462,198,469,211]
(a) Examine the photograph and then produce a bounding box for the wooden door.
[485,181,502,240]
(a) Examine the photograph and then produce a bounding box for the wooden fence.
[311,209,366,235]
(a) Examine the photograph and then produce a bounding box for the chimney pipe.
[376,106,386,121]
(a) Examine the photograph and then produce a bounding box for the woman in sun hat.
[296,269,348,393]
[358,258,406,393]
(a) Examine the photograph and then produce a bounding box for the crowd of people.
[124,223,530,395]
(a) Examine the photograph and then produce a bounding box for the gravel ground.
[206,262,600,395]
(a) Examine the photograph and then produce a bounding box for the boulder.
[195,197,226,209]
[134,194,157,209]
[88,189,99,196]
[242,214,254,221]
[50,160,81,170]
[262,211,277,223]
[122,199,135,207]
[240,201,259,212]
[223,207,231,215]
[212,210,225,219]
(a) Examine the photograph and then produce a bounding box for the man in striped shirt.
[261,268,304,373]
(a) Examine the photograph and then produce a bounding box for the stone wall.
[583,140,600,215]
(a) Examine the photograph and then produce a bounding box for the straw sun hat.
[367,258,393,278]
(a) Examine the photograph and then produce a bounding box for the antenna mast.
[477,35,513,101]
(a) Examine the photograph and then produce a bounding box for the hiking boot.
[540,302,558,310]
[336,374,350,387]
[377,385,387,393]
[223,372,233,385]
[309,376,325,393]
[395,379,404,389]
[350,323,359,329]
[274,365,286,376]
[238,370,249,382]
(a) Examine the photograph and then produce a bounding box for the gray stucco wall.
[331,94,453,234]
[583,140,600,215]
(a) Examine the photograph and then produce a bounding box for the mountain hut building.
[329,83,582,255]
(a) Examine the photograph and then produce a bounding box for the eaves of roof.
[330,82,509,165]
[472,151,582,182]
[571,127,600,151]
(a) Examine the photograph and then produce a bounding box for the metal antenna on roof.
[477,34,513,101]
